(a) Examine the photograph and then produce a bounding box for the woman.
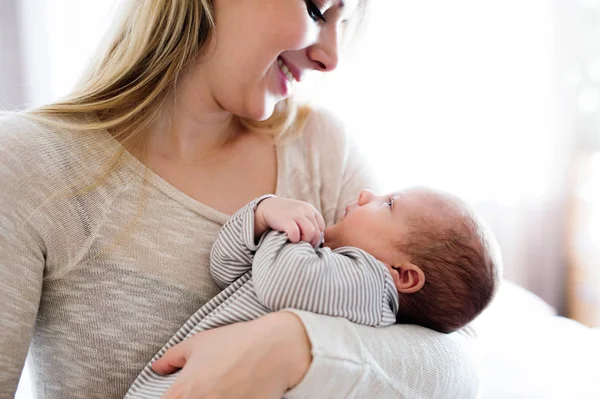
[0,0,480,398]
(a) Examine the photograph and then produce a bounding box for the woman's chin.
[241,97,278,122]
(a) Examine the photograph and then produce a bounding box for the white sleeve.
[284,312,481,399]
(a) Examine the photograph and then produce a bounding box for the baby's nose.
[358,189,375,205]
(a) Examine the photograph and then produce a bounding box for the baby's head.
[324,187,501,333]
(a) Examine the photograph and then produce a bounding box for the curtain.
[0,0,25,108]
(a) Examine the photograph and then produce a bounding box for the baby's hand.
[255,197,325,247]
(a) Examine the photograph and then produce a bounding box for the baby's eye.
[386,199,393,208]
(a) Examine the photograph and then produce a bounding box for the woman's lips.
[276,57,294,96]
[278,57,296,83]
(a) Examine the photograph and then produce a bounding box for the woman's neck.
[150,109,240,163]
[148,80,245,165]
[147,55,252,164]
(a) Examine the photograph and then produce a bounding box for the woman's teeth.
[277,58,295,84]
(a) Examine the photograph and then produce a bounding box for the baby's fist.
[255,197,325,247]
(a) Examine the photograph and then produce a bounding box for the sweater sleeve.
[0,145,45,397]
[209,195,274,289]
[253,231,398,327]
[284,313,481,398]
[283,109,481,398]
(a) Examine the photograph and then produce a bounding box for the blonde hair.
[25,0,309,155]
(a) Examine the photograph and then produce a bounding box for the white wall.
[306,0,568,306]
[15,0,117,108]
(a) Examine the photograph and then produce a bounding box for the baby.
[126,187,501,397]
[232,187,502,333]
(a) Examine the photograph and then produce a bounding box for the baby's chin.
[323,225,352,250]
[322,226,340,249]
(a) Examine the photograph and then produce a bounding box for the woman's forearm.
[283,310,481,399]
[259,312,313,390]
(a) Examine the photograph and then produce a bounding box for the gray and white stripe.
[125,198,399,398]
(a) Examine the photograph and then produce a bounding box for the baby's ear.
[388,261,425,294]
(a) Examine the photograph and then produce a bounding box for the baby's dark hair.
[394,191,501,333]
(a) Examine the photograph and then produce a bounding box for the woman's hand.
[255,197,325,247]
[151,311,312,399]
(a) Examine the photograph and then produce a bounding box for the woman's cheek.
[276,16,319,51]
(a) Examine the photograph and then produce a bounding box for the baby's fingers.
[284,220,301,243]
[308,216,323,248]
[315,212,326,232]
[297,217,317,244]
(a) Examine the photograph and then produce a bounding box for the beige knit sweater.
[0,110,481,398]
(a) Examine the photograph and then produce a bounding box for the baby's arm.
[211,195,325,288]
[210,195,274,288]
[253,232,399,327]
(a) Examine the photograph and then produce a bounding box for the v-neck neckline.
[97,125,286,225]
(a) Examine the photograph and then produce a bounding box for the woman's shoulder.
[0,111,99,152]
[0,112,59,179]
[300,106,352,151]
[1,111,73,159]
[279,106,350,171]
[0,111,47,142]
[0,111,123,192]
[282,105,355,171]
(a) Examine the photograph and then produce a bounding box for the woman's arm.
[151,311,313,399]
[0,146,45,397]
[152,309,479,399]
[284,312,480,398]
[0,222,44,398]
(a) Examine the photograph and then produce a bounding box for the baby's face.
[323,189,431,265]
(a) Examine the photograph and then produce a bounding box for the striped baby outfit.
[125,196,400,398]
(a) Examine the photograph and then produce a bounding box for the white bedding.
[473,281,600,398]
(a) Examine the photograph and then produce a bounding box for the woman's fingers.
[151,342,190,375]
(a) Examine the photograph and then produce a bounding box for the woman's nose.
[307,24,340,72]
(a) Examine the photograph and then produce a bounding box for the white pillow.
[473,280,600,399]
[473,279,556,330]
